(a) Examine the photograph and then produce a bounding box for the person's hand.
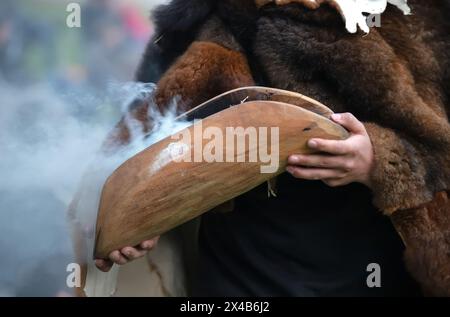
[287,113,374,188]
[95,236,160,272]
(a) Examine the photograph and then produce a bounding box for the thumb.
[332,113,366,134]
[95,259,113,272]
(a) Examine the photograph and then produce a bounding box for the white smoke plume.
[0,79,189,296]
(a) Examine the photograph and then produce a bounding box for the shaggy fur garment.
[113,0,449,295]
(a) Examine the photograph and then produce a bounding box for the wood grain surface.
[94,99,348,258]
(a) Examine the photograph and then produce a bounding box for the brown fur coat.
[113,0,449,296]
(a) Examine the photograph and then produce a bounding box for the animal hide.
[255,0,412,33]
[113,0,449,296]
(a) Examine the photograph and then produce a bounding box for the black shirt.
[192,173,421,296]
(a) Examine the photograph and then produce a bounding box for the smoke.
[0,79,190,296]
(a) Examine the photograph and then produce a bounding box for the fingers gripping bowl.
[94,87,349,259]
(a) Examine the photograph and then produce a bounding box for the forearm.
[365,122,450,215]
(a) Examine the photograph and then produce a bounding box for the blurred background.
[0,0,167,296]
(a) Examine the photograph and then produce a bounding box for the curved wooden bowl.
[178,86,334,121]
[94,100,348,258]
